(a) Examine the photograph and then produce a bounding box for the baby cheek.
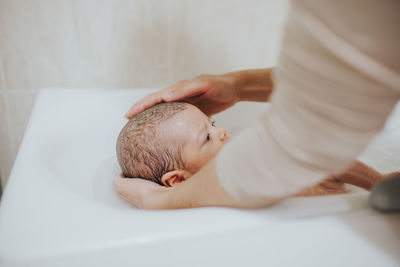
[185,149,208,173]
[206,143,221,159]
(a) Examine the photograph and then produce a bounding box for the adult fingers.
[161,79,208,102]
[125,79,208,119]
[113,173,134,201]
[125,91,165,119]
[113,173,169,209]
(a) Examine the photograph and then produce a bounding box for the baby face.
[160,104,230,175]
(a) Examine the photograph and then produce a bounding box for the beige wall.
[0,0,289,187]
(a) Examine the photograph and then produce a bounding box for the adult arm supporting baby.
[114,159,270,209]
[117,0,400,209]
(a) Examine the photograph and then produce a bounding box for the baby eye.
[206,133,211,142]
[211,120,216,127]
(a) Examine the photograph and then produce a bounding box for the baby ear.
[161,170,192,187]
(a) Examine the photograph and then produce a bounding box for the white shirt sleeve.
[216,0,400,205]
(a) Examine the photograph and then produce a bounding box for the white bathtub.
[0,88,399,267]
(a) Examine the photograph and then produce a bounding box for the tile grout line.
[1,90,17,175]
[0,52,3,186]
[0,53,17,183]
[166,2,172,84]
[0,52,8,89]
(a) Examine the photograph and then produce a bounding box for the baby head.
[116,102,229,187]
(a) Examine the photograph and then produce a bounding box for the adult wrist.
[222,68,275,102]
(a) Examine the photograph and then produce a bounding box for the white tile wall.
[0,0,289,187]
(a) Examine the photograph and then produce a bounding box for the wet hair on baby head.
[116,102,189,185]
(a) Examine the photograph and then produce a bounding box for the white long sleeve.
[216,0,400,205]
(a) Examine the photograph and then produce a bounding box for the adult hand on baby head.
[125,74,240,119]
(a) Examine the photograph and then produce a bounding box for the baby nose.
[217,127,227,141]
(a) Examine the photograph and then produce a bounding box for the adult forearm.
[222,68,275,103]
[164,159,279,209]
[331,161,384,191]
[163,160,239,208]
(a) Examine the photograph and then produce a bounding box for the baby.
[116,102,397,194]
[117,102,228,187]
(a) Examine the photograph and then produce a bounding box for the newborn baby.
[116,102,397,194]
[117,102,228,187]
